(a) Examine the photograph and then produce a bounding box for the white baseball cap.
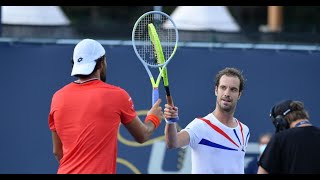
[71,39,106,76]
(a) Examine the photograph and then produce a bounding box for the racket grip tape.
[166,95,179,123]
[166,95,174,106]
[152,88,159,105]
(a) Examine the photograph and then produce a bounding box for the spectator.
[258,100,320,174]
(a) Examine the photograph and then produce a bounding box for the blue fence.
[0,40,319,174]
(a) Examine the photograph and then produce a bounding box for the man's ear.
[96,60,103,69]
[214,86,218,96]
[238,92,242,100]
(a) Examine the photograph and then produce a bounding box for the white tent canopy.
[164,6,240,32]
[1,6,70,26]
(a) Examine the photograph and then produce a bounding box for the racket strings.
[133,13,177,67]
[134,15,155,66]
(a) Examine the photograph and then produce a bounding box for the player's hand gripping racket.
[132,11,178,107]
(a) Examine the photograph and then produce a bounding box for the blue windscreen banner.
[0,42,319,174]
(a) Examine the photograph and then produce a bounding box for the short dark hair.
[215,67,246,93]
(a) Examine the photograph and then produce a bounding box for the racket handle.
[166,95,174,107]
[152,88,159,105]
[166,95,179,122]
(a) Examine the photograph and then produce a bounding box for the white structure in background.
[164,6,240,32]
[1,6,70,26]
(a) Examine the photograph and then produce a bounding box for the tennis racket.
[147,23,179,122]
[132,11,178,106]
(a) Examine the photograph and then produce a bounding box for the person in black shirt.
[258,100,320,174]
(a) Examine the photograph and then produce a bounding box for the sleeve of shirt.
[119,89,137,125]
[181,118,202,149]
[258,134,281,173]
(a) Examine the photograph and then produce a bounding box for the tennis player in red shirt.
[48,39,163,174]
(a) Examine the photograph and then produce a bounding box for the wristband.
[165,119,175,124]
[144,114,161,129]
[165,117,179,124]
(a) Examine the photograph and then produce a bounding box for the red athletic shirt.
[48,79,136,174]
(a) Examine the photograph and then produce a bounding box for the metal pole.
[268,6,283,32]
[153,6,162,12]
[0,6,2,37]
[153,6,162,25]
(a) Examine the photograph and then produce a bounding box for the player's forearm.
[139,114,161,143]
[164,123,179,149]
[125,115,160,144]
[141,120,157,142]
